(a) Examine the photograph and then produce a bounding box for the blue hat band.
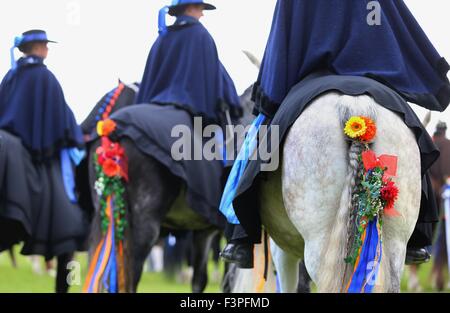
[15,33,50,48]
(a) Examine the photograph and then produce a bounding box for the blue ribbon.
[60,149,77,203]
[158,6,170,35]
[69,147,86,166]
[10,37,22,70]
[60,148,86,204]
[219,114,267,224]
[347,218,382,293]
[88,229,108,293]
[103,197,118,293]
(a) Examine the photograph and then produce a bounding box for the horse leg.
[297,260,312,293]
[407,265,422,292]
[8,247,17,268]
[270,239,299,293]
[123,140,182,292]
[191,227,220,293]
[221,262,234,293]
[55,253,73,293]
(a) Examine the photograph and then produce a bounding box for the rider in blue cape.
[109,1,241,229]
[0,30,88,291]
[219,0,450,269]
[0,31,84,159]
[136,0,242,123]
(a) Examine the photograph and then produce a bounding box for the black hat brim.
[168,2,216,16]
[18,39,57,48]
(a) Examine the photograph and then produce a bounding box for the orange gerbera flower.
[360,117,377,142]
[101,119,117,137]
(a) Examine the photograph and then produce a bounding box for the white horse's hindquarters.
[371,104,421,292]
[281,92,421,292]
[282,93,350,285]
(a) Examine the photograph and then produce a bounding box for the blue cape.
[136,15,242,122]
[254,0,450,117]
[0,56,84,160]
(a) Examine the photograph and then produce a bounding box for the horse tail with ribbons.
[317,96,399,293]
[83,83,133,293]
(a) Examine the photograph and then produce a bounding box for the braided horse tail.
[316,96,377,292]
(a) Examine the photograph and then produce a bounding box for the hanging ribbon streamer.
[158,6,170,35]
[60,149,77,203]
[84,196,114,293]
[84,113,127,293]
[219,113,266,224]
[346,218,382,293]
[10,46,16,70]
[60,148,86,204]
[10,36,23,70]
[84,196,123,293]
[443,185,450,277]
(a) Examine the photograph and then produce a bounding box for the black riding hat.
[16,30,57,52]
[168,0,216,16]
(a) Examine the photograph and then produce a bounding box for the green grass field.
[0,250,223,293]
[0,249,448,293]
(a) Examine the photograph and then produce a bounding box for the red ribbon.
[362,150,398,179]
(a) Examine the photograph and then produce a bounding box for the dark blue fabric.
[136,15,242,122]
[254,0,450,117]
[0,56,84,159]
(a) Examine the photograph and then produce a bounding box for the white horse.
[233,92,421,293]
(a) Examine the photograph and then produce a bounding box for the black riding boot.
[220,224,254,269]
[406,175,439,265]
[405,222,433,265]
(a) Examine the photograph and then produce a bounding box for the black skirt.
[0,130,89,259]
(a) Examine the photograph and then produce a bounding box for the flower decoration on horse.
[84,116,129,293]
[343,116,400,293]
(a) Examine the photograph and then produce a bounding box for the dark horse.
[81,81,254,293]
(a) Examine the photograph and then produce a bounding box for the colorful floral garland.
[84,83,129,293]
[94,129,128,239]
[343,116,400,293]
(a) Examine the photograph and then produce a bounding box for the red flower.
[98,154,106,166]
[381,181,400,216]
[102,159,121,177]
[100,137,124,159]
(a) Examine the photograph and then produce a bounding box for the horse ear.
[422,111,431,127]
[242,50,261,69]
[118,78,122,85]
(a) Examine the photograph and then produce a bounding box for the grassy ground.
[0,250,448,293]
[0,250,223,293]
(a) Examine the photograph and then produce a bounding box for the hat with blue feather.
[10,30,56,69]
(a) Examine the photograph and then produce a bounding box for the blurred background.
[0,0,449,292]
[0,0,448,133]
